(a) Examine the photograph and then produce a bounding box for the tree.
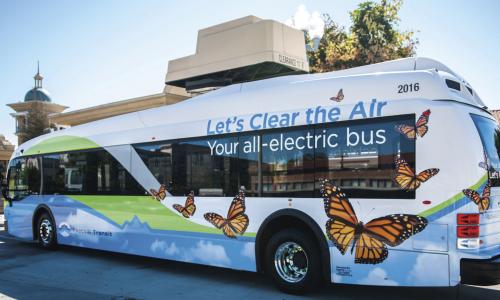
[308,0,417,73]
[24,104,49,142]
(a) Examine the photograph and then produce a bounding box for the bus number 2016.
[398,83,420,93]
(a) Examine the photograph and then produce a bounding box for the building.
[49,85,190,127]
[0,135,14,177]
[165,15,308,92]
[7,64,67,145]
[8,16,309,134]
[46,16,309,128]
[0,135,14,213]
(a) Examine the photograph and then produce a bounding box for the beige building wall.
[50,86,190,127]
[0,135,14,170]
[166,15,309,89]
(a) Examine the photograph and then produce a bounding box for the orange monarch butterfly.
[150,184,167,201]
[204,190,249,239]
[394,109,431,139]
[173,191,196,218]
[394,157,439,191]
[321,179,428,264]
[463,184,491,213]
[330,89,344,102]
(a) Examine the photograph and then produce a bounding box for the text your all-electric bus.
[2,57,499,293]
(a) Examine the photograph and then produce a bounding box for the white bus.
[2,57,499,294]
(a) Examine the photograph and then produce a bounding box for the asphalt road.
[0,227,498,300]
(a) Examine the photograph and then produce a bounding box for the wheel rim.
[274,241,308,283]
[39,219,53,244]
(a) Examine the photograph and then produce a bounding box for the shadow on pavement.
[0,230,498,300]
[57,243,500,300]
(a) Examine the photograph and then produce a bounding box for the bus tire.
[36,212,57,250]
[265,228,322,294]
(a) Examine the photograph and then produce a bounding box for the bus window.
[180,137,239,196]
[471,114,500,186]
[134,142,174,192]
[315,115,416,199]
[261,129,315,197]
[238,134,259,197]
[134,137,240,197]
[42,150,144,195]
[7,157,41,200]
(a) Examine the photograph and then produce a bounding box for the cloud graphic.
[120,240,129,250]
[241,242,255,261]
[150,239,180,256]
[188,240,231,267]
[359,268,398,286]
[407,252,448,285]
[151,239,165,252]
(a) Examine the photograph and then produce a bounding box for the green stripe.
[24,136,100,156]
[419,174,488,217]
[70,195,256,237]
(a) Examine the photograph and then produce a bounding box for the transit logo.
[57,222,113,238]
[58,222,72,238]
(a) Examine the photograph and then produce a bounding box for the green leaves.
[308,0,417,73]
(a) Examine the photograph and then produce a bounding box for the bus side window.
[314,116,416,199]
[261,129,315,198]
[7,157,41,200]
[42,150,144,196]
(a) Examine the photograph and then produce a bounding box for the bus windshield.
[471,114,500,186]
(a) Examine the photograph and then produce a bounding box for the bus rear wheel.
[265,229,322,294]
[37,212,57,250]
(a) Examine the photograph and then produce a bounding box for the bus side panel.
[44,195,258,272]
[4,196,38,240]
[330,248,450,286]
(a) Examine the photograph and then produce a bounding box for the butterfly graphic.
[463,184,491,213]
[204,190,249,239]
[330,89,344,102]
[150,184,167,201]
[394,157,440,191]
[173,191,196,218]
[395,109,431,139]
[321,179,428,264]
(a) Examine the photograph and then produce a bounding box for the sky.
[1,0,499,146]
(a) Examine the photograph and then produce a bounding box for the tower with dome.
[7,63,67,145]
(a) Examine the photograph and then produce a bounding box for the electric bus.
[2,57,499,294]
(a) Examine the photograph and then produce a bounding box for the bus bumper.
[460,255,500,285]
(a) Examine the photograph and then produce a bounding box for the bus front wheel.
[36,212,57,250]
[265,229,322,294]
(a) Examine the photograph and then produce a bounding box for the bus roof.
[14,57,487,157]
